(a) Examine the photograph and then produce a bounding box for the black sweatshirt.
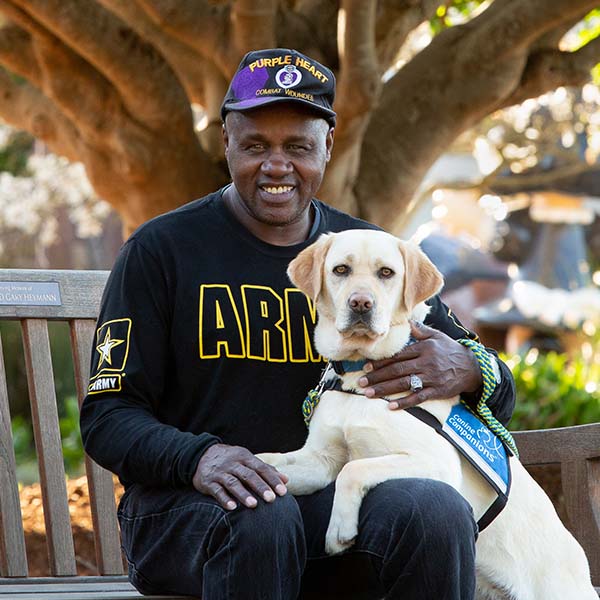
[80,189,515,489]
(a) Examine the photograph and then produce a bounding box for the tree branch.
[231,0,276,55]
[336,0,380,123]
[11,0,191,130]
[135,0,237,76]
[375,0,440,69]
[0,22,41,85]
[501,34,600,108]
[318,0,380,215]
[354,0,600,228]
[98,0,207,104]
[0,1,122,142]
[460,0,600,65]
[0,68,80,160]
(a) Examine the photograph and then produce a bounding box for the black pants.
[118,478,477,600]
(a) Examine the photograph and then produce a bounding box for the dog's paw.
[325,512,358,555]
[256,452,288,468]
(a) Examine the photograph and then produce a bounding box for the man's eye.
[379,267,395,279]
[333,265,350,275]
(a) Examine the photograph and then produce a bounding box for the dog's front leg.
[257,399,347,495]
[325,454,444,555]
[258,446,345,495]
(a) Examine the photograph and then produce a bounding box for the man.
[80,48,515,600]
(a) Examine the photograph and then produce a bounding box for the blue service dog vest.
[406,402,512,531]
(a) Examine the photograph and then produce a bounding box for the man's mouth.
[260,185,295,195]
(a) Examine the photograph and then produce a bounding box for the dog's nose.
[348,293,374,314]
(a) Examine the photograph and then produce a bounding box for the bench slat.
[22,318,77,576]
[0,331,28,576]
[70,319,124,575]
[0,576,195,599]
[513,423,600,464]
[562,459,600,584]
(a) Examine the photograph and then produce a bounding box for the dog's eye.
[378,267,395,279]
[333,264,350,276]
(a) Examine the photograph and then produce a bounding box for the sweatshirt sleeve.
[423,295,516,427]
[79,238,221,488]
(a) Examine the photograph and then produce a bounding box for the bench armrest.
[513,424,600,585]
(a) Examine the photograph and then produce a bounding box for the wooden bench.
[0,268,598,598]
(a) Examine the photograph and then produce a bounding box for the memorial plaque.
[0,281,62,306]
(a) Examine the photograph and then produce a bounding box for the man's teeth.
[262,185,294,194]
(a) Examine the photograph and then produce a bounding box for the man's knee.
[357,478,477,555]
[229,492,306,555]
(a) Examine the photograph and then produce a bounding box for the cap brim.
[223,96,336,124]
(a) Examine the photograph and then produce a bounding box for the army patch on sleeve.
[88,318,132,394]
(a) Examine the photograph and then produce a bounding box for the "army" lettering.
[199,284,323,363]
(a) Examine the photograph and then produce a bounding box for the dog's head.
[288,229,443,360]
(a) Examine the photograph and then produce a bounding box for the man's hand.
[192,443,289,511]
[358,321,482,410]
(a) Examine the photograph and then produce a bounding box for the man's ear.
[397,240,444,313]
[222,123,229,156]
[325,127,334,162]
[287,233,334,301]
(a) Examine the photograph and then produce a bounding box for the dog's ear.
[287,233,334,301]
[397,240,444,312]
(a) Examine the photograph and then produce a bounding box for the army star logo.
[96,327,125,367]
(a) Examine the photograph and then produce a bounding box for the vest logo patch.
[443,403,510,494]
[89,318,132,393]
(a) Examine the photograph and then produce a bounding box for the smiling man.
[80,49,516,600]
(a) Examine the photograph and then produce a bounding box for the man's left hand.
[358,321,482,410]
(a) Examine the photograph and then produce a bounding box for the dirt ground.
[20,476,124,576]
[19,468,565,577]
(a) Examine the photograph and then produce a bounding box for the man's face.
[223,103,334,228]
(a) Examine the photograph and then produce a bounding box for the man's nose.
[348,292,374,314]
[261,151,293,176]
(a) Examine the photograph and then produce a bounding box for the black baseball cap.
[220,48,336,126]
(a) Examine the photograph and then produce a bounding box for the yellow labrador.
[257,229,596,600]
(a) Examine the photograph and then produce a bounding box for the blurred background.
[0,0,598,574]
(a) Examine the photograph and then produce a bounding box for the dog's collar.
[331,359,366,375]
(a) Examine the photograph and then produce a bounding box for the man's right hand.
[192,443,289,511]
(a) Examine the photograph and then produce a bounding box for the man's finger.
[409,320,435,339]
[362,377,415,399]
[209,482,238,511]
[233,464,282,502]
[366,348,419,371]
[252,459,289,495]
[388,388,433,410]
[360,361,419,387]
[216,472,259,508]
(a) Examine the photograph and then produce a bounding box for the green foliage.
[11,396,85,482]
[430,1,486,34]
[59,396,85,473]
[0,130,33,176]
[504,350,600,431]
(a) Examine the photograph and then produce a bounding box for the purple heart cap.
[221,48,336,126]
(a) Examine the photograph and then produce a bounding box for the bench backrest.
[0,268,598,587]
[0,268,118,578]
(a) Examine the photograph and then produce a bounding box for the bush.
[12,396,85,482]
[504,350,600,431]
